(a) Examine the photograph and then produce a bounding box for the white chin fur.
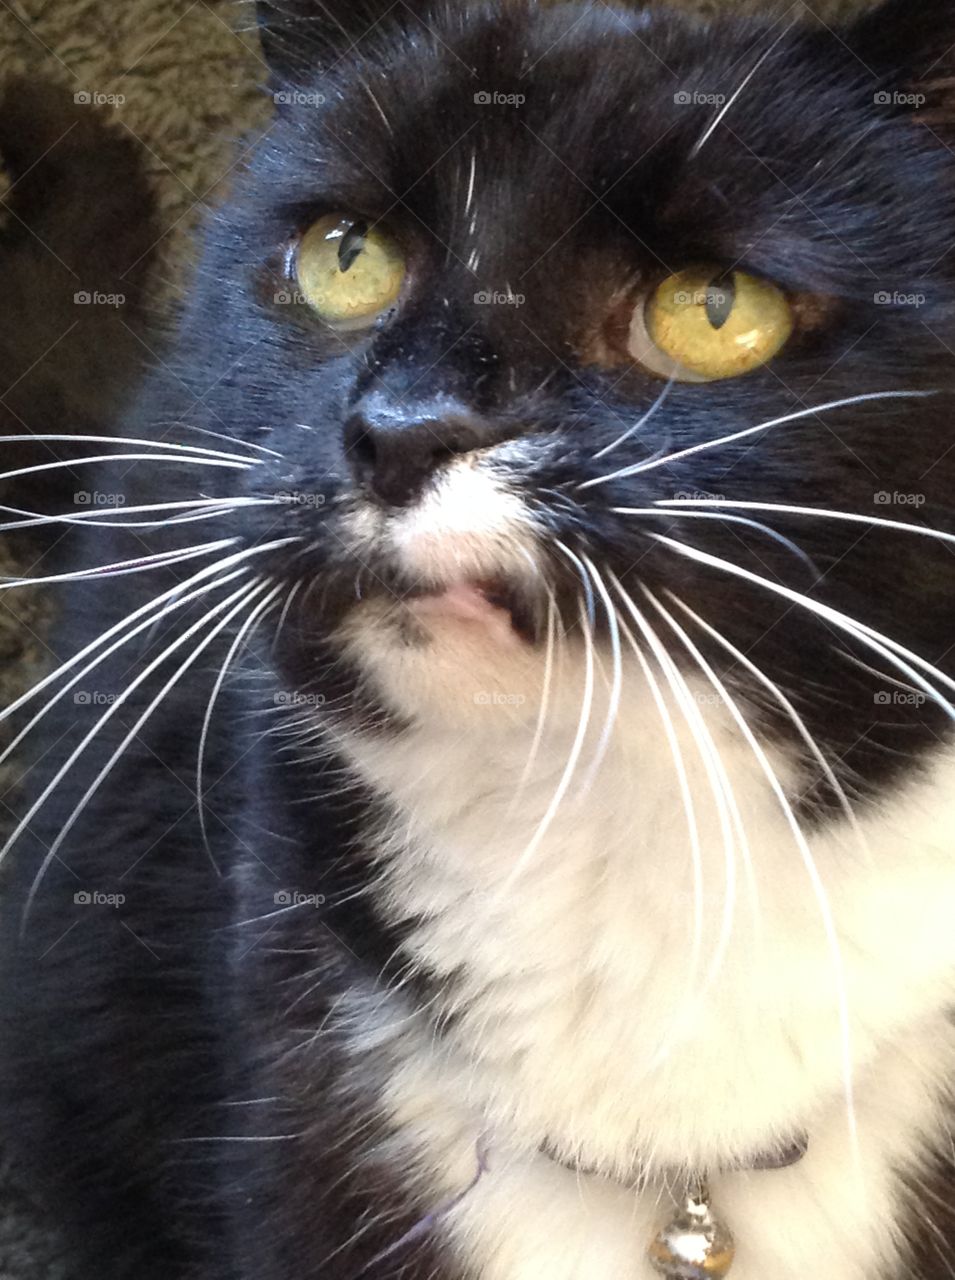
[330,458,955,1280]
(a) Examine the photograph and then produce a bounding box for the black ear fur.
[255,0,435,84]
[849,0,955,131]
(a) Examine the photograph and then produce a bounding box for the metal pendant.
[648,1180,736,1280]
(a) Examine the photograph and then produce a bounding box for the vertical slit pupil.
[705,272,736,330]
[338,220,369,273]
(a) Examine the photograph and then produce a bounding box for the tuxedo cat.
[4,1,955,1277]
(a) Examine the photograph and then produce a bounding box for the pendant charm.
[648,1180,735,1280]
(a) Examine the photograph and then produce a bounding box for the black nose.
[343,394,494,507]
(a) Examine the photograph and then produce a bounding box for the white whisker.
[0,538,241,590]
[655,497,955,549]
[197,584,285,873]
[0,432,263,464]
[643,587,860,1163]
[662,591,865,845]
[592,376,675,461]
[579,391,935,491]
[0,539,297,730]
[689,14,799,158]
[18,578,274,927]
[655,534,955,719]
[611,506,819,575]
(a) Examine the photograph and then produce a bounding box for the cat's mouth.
[401,577,537,644]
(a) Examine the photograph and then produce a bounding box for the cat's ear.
[850,0,955,129]
[256,0,431,84]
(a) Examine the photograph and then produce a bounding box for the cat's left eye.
[293,213,406,328]
[630,265,795,382]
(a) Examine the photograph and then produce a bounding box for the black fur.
[4,1,955,1275]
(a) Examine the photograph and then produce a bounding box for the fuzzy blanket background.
[0,0,872,1274]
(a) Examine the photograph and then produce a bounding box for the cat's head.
[170,0,955,803]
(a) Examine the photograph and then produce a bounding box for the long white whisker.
[497,585,595,893]
[609,570,752,1021]
[0,432,262,464]
[643,586,860,1164]
[0,568,254,770]
[0,538,241,590]
[0,538,300,736]
[662,591,865,845]
[0,497,279,534]
[611,606,705,1023]
[507,591,558,819]
[197,584,284,873]
[655,534,955,718]
[689,14,799,158]
[578,391,935,491]
[593,376,675,461]
[169,424,282,458]
[655,497,955,549]
[610,506,819,575]
[0,453,252,490]
[20,579,275,927]
[578,554,623,790]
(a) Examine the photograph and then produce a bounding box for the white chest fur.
[341,671,955,1280]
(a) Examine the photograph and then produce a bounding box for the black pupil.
[338,221,368,273]
[705,273,736,330]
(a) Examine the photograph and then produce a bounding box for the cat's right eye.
[293,213,406,329]
[629,265,795,382]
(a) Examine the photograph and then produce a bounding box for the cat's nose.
[343,394,494,507]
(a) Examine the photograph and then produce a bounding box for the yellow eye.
[633,265,794,381]
[294,214,405,328]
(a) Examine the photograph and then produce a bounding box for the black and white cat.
[4,0,955,1276]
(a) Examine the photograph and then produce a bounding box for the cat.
[3,0,955,1277]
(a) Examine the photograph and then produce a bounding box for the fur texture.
[4,2,955,1277]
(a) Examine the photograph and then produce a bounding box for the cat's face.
[171,0,955,805]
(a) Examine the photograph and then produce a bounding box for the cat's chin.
[337,582,550,729]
